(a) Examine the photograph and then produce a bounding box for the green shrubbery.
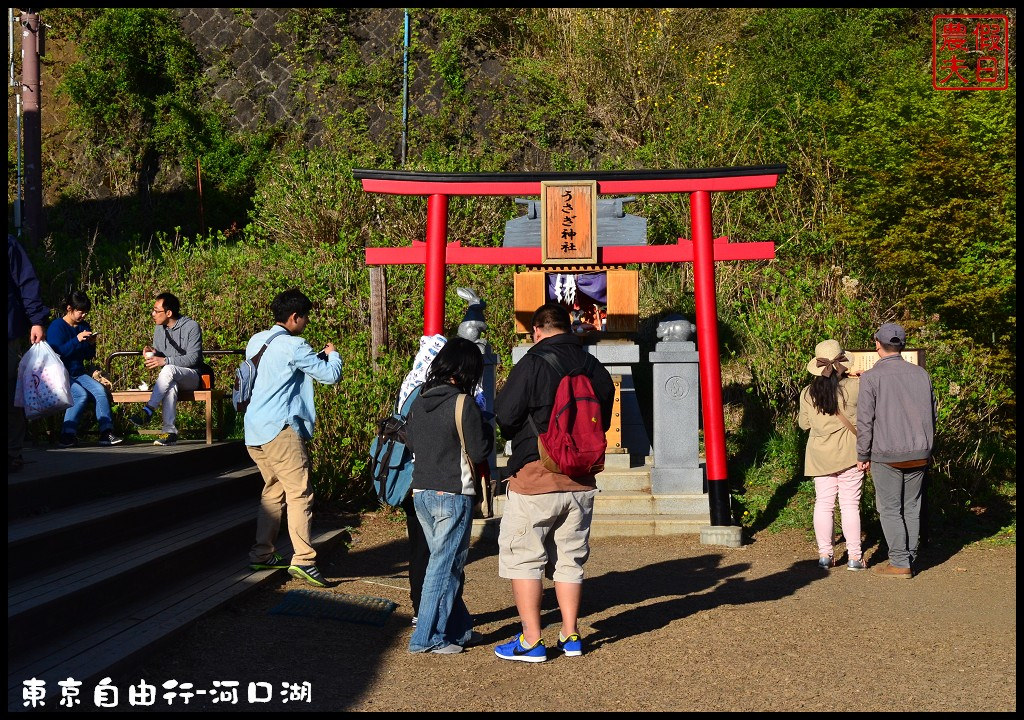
[14,8,1015,542]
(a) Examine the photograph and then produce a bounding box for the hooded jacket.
[152,316,203,369]
[495,332,615,480]
[406,383,494,495]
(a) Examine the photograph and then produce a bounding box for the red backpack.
[528,350,607,478]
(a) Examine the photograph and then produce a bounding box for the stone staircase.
[7,441,347,712]
[472,453,710,540]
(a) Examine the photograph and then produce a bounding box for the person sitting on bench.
[129,292,204,446]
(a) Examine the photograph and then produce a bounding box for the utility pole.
[400,9,409,166]
[20,8,43,246]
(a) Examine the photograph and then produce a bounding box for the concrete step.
[595,468,652,493]
[494,452,652,471]
[483,489,709,517]
[479,453,711,538]
[7,436,354,712]
[473,513,710,541]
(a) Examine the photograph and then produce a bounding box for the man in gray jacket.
[130,292,204,446]
[856,323,936,578]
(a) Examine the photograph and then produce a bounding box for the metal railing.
[104,349,244,377]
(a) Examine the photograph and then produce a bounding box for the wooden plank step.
[7,501,258,654]
[7,527,349,712]
[8,441,249,519]
[7,466,261,576]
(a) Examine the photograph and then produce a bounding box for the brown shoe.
[871,562,912,578]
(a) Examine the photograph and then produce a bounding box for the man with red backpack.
[493,302,615,662]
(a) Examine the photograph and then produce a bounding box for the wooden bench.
[111,389,227,445]
[105,350,243,445]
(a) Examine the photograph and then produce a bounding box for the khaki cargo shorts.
[497,488,598,583]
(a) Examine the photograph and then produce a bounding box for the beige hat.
[806,339,849,377]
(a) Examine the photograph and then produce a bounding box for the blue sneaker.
[494,634,546,663]
[557,633,582,656]
[129,406,154,428]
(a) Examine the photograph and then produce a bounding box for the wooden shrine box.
[514,267,638,337]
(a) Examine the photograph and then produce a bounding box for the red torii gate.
[355,166,786,526]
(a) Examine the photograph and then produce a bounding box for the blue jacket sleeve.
[8,235,50,338]
[291,341,343,385]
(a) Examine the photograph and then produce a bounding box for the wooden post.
[607,374,624,453]
[370,266,388,363]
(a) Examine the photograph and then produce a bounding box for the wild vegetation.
[9,8,1015,541]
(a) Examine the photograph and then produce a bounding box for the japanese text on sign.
[541,180,597,265]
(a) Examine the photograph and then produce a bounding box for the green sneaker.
[249,552,289,571]
[288,564,329,588]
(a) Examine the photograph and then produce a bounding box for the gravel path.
[111,511,1016,712]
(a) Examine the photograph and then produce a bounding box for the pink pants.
[813,465,864,560]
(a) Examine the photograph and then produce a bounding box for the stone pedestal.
[511,341,650,462]
[700,525,743,548]
[648,341,705,494]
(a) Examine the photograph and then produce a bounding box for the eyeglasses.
[151,308,167,315]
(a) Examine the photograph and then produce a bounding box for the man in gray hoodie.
[130,292,204,446]
[856,323,936,578]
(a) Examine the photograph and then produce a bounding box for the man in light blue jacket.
[245,289,342,587]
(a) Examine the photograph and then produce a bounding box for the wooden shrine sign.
[541,180,597,264]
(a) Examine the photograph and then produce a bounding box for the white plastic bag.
[14,341,74,420]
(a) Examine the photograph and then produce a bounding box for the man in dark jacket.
[8,234,50,472]
[493,302,615,662]
[857,323,936,579]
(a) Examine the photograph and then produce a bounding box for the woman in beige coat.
[798,339,866,570]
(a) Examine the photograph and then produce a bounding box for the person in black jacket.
[8,234,50,472]
[405,337,493,655]
[493,302,615,662]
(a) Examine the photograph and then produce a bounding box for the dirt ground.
[108,511,1015,713]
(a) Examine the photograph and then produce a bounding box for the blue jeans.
[62,373,113,434]
[408,490,473,653]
